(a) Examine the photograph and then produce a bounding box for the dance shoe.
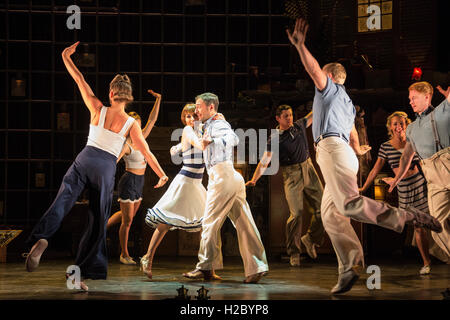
[120,255,136,265]
[331,269,359,294]
[25,239,48,272]
[406,206,442,232]
[243,272,265,284]
[183,269,213,281]
[139,256,152,279]
[419,265,431,275]
[290,253,301,266]
[301,234,318,259]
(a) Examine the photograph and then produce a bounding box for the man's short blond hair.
[408,81,433,97]
[323,63,346,85]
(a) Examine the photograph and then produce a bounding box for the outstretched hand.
[245,180,256,187]
[148,89,161,100]
[62,41,80,57]
[154,175,169,188]
[286,18,309,48]
[358,145,372,156]
[436,85,450,102]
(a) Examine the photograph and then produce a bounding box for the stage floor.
[0,255,449,300]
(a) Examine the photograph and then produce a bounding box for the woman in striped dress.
[360,111,432,275]
[140,103,221,279]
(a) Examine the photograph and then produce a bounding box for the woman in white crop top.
[106,90,162,265]
[24,42,168,291]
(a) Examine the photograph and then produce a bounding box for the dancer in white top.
[24,42,168,291]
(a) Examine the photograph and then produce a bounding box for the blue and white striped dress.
[378,141,429,212]
[145,144,206,232]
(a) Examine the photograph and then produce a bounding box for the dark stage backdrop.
[0,1,448,259]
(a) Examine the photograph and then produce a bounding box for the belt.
[314,132,349,145]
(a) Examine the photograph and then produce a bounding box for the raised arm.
[141,90,162,139]
[304,111,313,128]
[129,122,168,188]
[61,42,102,116]
[286,18,327,91]
[436,85,450,102]
[245,151,273,187]
[384,141,416,193]
[349,125,371,156]
[359,157,386,193]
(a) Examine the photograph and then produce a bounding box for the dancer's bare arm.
[61,42,102,115]
[384,142,415,192]
[359,157,386,193]
[286,18,327,91]
[304,111,313,128]
[141,90,162,139]
[129,122,168,188]
[245,151,273,186]
[436,85,450,102]
[350,125,371,156]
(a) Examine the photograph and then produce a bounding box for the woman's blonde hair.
[110,74,134,104]
[386,111,411,138]
[181,103,196,126]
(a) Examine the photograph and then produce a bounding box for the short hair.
[386,111,411,139]
[110,74,134,104]
[275,104,292,117]
[128,111,141,121]
[408,81,433,97]
[323,63,347,84]
[181,103,196,126]
[195,92,219,111]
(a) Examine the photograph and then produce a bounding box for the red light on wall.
[412,67,422,81]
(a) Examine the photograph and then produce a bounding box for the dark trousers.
[27,146,117,280]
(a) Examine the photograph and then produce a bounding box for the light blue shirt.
[406,99,450,159]
[312,77,356,142]
[202,115,239,171]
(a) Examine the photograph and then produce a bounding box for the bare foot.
[80,281,89,291]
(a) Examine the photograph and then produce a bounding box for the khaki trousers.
[421,147,450,257]
[316,137,413,274]
[196,161,269,277]
[281,158,325,255]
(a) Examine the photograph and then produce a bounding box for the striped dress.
[378,141,429,212]
[145,144,206,232]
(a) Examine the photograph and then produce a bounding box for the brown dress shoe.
[183,269,213,281]
[243,272,264,284]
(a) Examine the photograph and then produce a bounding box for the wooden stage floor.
[0,255,449,301]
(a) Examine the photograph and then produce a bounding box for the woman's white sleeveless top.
[86,106,135,158]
